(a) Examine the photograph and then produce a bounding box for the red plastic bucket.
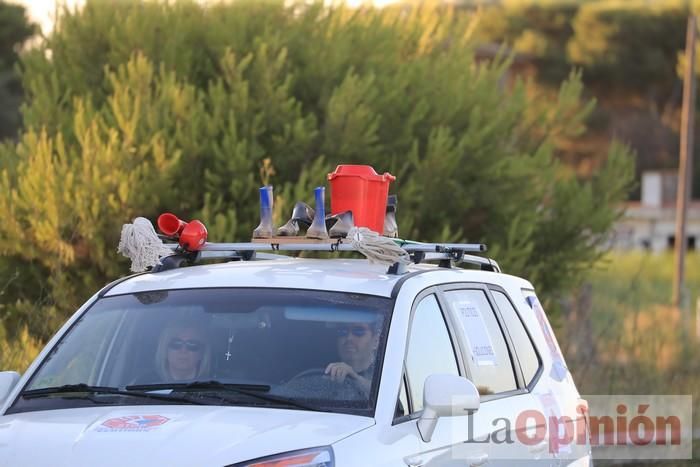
[327,165,395,233]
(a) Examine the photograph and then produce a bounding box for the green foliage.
[0,0,633,358]
[0,1,34,69]
[0,1,36,140]
[567,1,687,96]
[472,0,700,198]
[0,323,42,373]
[562,252,700,432]
[474,0,691,94]
[473,0,580,84]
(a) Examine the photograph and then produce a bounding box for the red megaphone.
[157,213,208,251]
[179,220,207,251]
[157,212,187,237]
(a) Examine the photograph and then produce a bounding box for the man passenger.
[325,321,379,396]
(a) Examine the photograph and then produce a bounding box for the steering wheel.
[287,368,329,381]
[279,368,365,400]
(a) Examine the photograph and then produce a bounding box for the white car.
[0,245,591,466]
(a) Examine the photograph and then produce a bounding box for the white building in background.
[612,170,700,252]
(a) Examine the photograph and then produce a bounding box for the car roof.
[104,257,534,298]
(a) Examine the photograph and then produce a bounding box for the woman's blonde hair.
[155,321,211,381]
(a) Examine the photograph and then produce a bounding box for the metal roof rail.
[169,239,485,253]
[412,252,501,272]
[153,239,494,274]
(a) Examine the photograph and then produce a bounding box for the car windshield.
[12,288,391,416]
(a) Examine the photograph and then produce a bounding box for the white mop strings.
[117,217,173,272]
[346,226,411,266]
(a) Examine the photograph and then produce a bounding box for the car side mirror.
[0,371,20,404]
[417,374,480,442]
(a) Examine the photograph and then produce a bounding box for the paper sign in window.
[453,300,497,366]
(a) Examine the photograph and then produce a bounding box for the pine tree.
[0,0,634,370]
[0,1,36,140]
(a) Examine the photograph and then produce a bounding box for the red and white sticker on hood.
[96,415,171,432]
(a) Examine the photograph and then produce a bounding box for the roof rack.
[415,252,501,273]
[153,239,499,275]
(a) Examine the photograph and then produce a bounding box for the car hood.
[0,405,374,467]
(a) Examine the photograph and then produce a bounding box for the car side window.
[405,294,460,413]
[443,289,517,396]
[492,290,541,386]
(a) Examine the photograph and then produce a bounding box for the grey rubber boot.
[328,210,354,238]
[276,202,315,236]
[383,194,398,238]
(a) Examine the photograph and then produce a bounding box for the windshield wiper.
[127,381,271,392]
[22,383,205,405]
[127,380,326,412]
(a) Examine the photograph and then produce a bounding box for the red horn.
[179,220,208,251]
[157,213,186,237]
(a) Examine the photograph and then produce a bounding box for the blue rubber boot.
[306,186,329,240]
[253,185,274,239]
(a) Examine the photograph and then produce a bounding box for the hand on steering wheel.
[324,362,357,384]
[285,367,365,399]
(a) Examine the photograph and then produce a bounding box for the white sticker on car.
[453,300,497,366]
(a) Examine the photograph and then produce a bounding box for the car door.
[399,291,492,467]
[437,284,557,467]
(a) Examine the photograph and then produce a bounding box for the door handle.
[469,453,488,466]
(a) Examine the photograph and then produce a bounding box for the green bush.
[473,0,689,95]
[567,0,687,96]
[562,252,700,441]
[0,0,633,357]
[472,0,700,199]
[473,0,580,85]
[0,1,36,140]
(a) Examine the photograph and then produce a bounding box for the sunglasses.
[168,338,203,352]
[336,326,369,337]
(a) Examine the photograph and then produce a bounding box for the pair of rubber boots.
[253,186,398,240]
[275,202,354,239]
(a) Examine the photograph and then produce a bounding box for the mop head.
[346,227,411,266]
[118,217,174,272]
